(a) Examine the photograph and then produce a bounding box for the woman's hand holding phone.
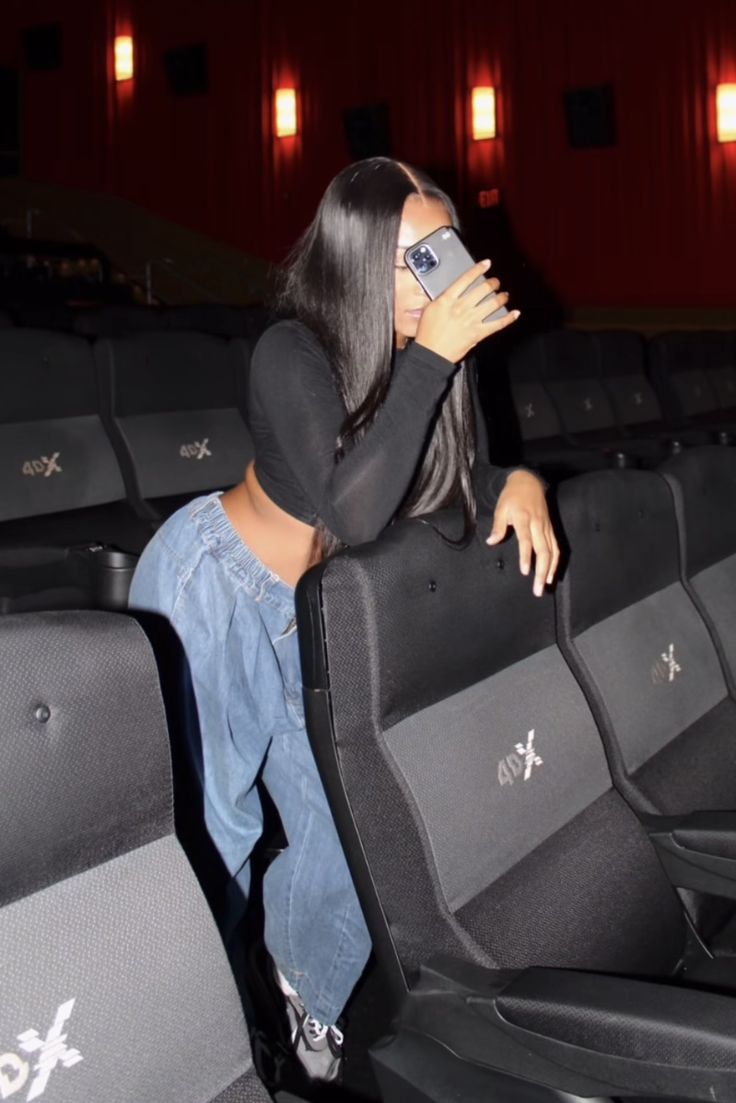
[414,260,519,364]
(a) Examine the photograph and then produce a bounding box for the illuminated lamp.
[114,35,134,82]
[275,88,298,137]
[471,86,496,140]
[716,83,736,143]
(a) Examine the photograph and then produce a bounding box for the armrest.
[642,811,736,900]
[374,956,736,1102]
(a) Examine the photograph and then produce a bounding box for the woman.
[129,157,559,1082]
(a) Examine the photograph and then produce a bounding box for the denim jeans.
[129,493,371,1024]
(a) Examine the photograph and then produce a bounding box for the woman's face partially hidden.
[394,195,452,348]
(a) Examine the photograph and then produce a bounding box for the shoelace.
[305,1016,344,1047]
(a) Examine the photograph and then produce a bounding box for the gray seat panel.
[0,838,253,1103]
[118,408,253,499]
[510,382,562,442]
[604,374,662,428]
[0,414,125,520]
[550,379,617,435]
[575,581,727,775]
[672,370,719,417]
[384,646,609,912]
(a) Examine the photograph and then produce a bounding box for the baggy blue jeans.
[129,493,371,1024]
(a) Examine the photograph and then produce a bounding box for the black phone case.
[404,225,508,323]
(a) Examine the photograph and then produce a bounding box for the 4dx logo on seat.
[651,642,682,685]
[0,999,82,1100]
[21,453,61,478]
[498,729,543,786]
[179,438,211,460]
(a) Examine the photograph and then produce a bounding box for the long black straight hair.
[278,157,478,556]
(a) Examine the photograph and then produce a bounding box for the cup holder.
[85,546,139,610]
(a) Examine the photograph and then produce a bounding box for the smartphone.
[404,226,509,323]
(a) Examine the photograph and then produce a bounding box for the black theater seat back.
[648,332,723,429]
[556,470,734,815]
[0,612,172,906]
[507,338,565,444]
[96,332,253,509]
[537,329,622,443]
[0,611,267,1102]
[593,330,666,433]
[558,470,681,634]
[506,335,610,478]
[0,330,125,521]
[297,515,687,1000]
[661,446,736,690]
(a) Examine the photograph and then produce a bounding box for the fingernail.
[513,310,521,319]
[521,564,530,576]
[534,582,543,597]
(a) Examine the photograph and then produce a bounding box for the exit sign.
[478,188,500,208]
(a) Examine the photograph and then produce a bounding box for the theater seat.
[556,469,736,817]
[537,329,670,465]
[296,513,736,1103]
[660,446,736,692]
[592,329,709,447]
[0,331,125,527]
[0,330,151,612]
[95,332,254,522]
[507,335,610,479]
[556,468,736,945]
[0,610,271,1102]
[537,330,624,444]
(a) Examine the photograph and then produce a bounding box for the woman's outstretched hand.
[414,260,519,364]
[487,470,560,597]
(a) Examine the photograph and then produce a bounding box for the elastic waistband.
[189,494,295,614]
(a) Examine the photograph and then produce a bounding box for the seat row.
[503,328,736,477]
[0,328,253,612]
[296,445,736,1102]
[2,446,733,1102]
[2,320,732,614]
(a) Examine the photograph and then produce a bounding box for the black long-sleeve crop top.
[248,319,509,546]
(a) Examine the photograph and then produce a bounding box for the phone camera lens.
[409,245,438,276]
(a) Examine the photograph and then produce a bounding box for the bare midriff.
[220,461,317,588]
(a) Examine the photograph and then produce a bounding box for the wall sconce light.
[275,88,298,137]
[716,83,736,143]
[114,35,134,82]
[471,86,496,140]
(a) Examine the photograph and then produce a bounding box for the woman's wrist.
[504,467,548,492]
